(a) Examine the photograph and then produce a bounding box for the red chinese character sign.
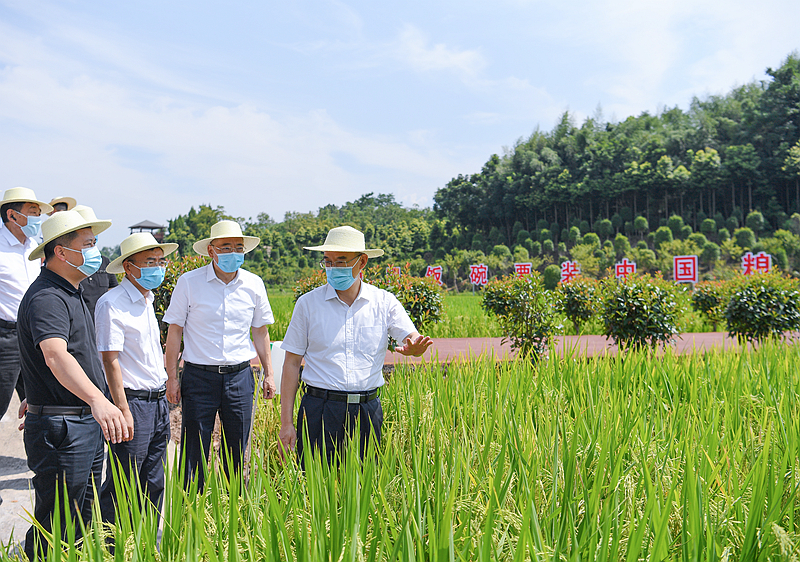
[741,251,771,275]
[615,258,636,280]
[560,261,580,283]
[425,265,443,285]
[673,255,698,284]
[514,262,532,276]
[469,263,488,286]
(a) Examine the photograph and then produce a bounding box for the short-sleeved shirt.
[0,223,41,322]
[95,278,167,391]
[18,267,108,406]
[162,264,274,365]
[282,282,416,392]
[80,255,119,320]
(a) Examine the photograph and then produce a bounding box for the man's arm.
[165,324,183,404]
[278,351,303,453]
[101,351,134,441]
[252,325,276,399]
[394,332,433,357]
[39,338,129,443]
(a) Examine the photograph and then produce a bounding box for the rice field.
[5,343,799,560]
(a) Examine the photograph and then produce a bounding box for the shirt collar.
[41,266,79,295]
[120,276,150,303]
[205,263,240,285]
[324,279,373,303]
[0,223,22,247]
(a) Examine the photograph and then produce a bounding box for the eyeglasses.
[133,259,169,268]
[319,256,361,269]
[211,244,245,254]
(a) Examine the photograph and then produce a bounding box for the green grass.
[6,344,799,560]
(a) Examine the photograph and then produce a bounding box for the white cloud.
[394,24,486,78]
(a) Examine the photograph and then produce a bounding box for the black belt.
[0,319,16,329]
[185,361,251,374]
[27,404,92,416]
[125,386,166,400]
[305,385,379,404]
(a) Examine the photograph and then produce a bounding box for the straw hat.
[192,220,260,256]
[29,209,112,260]
[73,205,108,224]
[1,187,54,214]
[48,196,77,211]
[107,232,178,274]
[304,226,384,258]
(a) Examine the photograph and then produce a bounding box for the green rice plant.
[5,344,799,561]
[426,294,502,338]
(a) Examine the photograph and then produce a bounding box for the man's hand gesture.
[395,334,433,357]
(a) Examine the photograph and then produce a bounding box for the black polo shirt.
[18,266,108,407]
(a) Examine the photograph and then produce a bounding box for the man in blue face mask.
[94,232,178,530]
[163,220,276,490]
[0,187,52,424]
[17,210,130,561]
[279,226,433,466]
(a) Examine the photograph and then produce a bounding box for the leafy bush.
[734,227,755,249]
[654,226,673,247]
[725,272,800,343]
[293,263,444,335]
[481,272,556,360]
[555,276,599,333]
[600,274,683,350]
[153,254,209,346]
[542,264,561,290]
[691,280,728,330]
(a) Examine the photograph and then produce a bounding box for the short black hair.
[0,202,24,224]
[53,202,69,212]
[43,230,81,262]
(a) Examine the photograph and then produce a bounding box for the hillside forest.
[104,53,800,290]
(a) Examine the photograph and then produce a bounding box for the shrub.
[542,239,555,254]
[583,232,600,247]
[680,224,693,240]
[293,264,444,335]
[654,226,673,247]
[701,242,720,267]
[633,215,648,234]
[555,276,599,333]
[595,218,613,239]
[725,272,800,343]
[527,240,541,256]
[613,233,630,256]
[600,274,682,350]
[745,210,765,234]
[491,244,512,258]
[718,228,730,242]
[734,227,756,250]
[691,280,728,330]
[668,215,685,238]
[153,254,209,346]
[542,264,561,290]
[701,218,717,237]
[481,272,556,360]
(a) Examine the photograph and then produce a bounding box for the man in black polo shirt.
[18,210,130,561]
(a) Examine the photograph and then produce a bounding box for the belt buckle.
[217,365,225,374]
[346,393,360,404]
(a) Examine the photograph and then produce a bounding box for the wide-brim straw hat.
[30,209,112,260]
[304,225,384,258]
[2,187,54,214]
[107,232,178,274]
[73,205,107,224]
[192,220,260,256]
[48,196,77,211]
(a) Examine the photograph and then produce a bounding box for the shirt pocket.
[355,326,386,369]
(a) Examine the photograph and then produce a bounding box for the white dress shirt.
[0,223,41,322]
[95,278,168,391]
[162,264,274,365]
[282,282,417,392]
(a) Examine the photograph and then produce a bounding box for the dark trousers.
[180,363,254,490]
[23,412,104,562]
[100,395,170,525]
[296,392,383,467]
[0,325,26,419]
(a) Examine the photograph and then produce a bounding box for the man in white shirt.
[0,187,52,420]
[94,232,178,526]
[164,220,275,489]
[279,226,433,465]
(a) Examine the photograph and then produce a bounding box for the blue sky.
[1,0,799,246]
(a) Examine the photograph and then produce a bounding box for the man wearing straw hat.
[163,219,275,489]
[0,187,52,422]
[279,225,433,465]
[47,196,76,215]
[95,232,178,525]
[17,210,129,561]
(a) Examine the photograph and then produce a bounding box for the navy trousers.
[23,412,104,561]
[100,394,170,525]
[296,392,383,467]
[179,363,254,490]
[0,325,26,419]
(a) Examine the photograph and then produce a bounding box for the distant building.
[129,220,167,242]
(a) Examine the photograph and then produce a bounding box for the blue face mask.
[64,245,103,276]
[17,214,44,239]
[131,264,166,290]
[216,252,244,273]
[326,266,358,291]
